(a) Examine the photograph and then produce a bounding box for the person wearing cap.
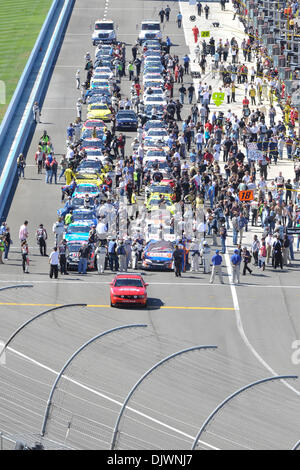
[88,225,98,244]
[201,240,211,274]
[210,250,223,284]
[231,249,241,284]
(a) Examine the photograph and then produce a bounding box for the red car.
[110,273,148,308]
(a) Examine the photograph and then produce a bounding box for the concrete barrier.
[0,0,75,222]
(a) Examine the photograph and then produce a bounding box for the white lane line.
[0,279,299,289]
[6,346,219,450]
[224,254,300,396]
[179,0,300,397]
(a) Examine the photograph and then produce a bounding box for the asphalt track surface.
[0,0,300,450]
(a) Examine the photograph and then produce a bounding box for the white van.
[138,20,162,44]
[92,20,117,45]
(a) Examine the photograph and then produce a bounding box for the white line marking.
[224,254,300,396]
[6,346,219,450]
[179,0,300,396]
[0,279,299,289]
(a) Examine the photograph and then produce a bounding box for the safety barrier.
[0,0,59,155]
[0,0,75,222]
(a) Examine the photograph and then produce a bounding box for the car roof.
[114,273,143,279]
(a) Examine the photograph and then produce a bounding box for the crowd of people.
[4,0,300,281]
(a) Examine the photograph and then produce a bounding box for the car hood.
[111,287,145,294]
[65,234,90,241]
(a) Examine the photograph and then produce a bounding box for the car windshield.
[73,212,95,221]
[82,140,103,149]
[145,96,164,102]
[76,186,98,193]
[93,74,110,80]
[114,278,143,287]
[144,82,163,89]
[68,244,82,253]
[145,121,166,130]
[81,129,104,139]
[85,149,103,156]
[150,185,171,193]
[147,130,167,136]
[146,150,166,157]
[117,112,136,119]
[149,198,171,205]
[95,23,114,30]
[145,104,164,112]
[148,243,173,252]
[67,226,90,233]
[84,121,105,128]
[78,161,102,170]
[72,198,85,206]
[142,24,160,31]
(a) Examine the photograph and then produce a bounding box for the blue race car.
[64,221,92,242]
[115,110,138,131]
[72,209,98,226]
[142,240,174,270]
[73,183,101,199]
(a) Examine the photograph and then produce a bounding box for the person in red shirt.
[192,25,199,43]
[134,82,141,96]
[165,81,173,98]
[205,121,213,133]
[203,150,213,164]
[242,96,249,107]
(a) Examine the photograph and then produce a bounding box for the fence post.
[40,324,148,438]
[111,345,217,450]
[191,375,298,450]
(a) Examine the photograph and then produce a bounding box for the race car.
[64,221,93,242]
[146,194,176,215]
[72,208,98,226]
[67,241,96,271]
[73,183,101,199]
[115,110,138,131]
[145,182,176,202]
[87,103,113,121]
[81,119,106,133]
[110,273,148,307]
[142,240,174,270]
[144,128,169,142]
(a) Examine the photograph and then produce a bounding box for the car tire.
[110,300,115,308]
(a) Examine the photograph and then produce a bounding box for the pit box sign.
[201,31,210,37]
[212,92,225,106]
[239,190,254,202]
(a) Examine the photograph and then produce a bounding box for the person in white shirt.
[95,242,107,273]
[265,233,274,264]
[75,69,80,89]
[49,247,59,279]
[33,101,40,123]
[52,218,64,246]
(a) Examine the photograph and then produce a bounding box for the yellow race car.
[146,194,176,215]
[74,171,102,188]
[87,103,113,121]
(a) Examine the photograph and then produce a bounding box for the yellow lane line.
[0,302,234,310]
